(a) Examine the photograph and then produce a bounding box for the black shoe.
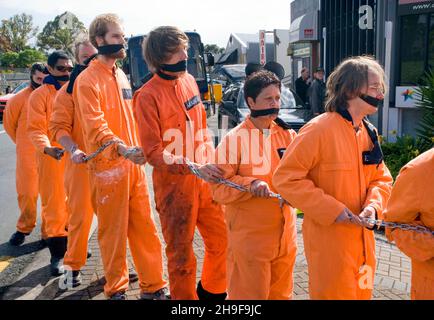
[196,281,227,301]
[109,292,127,300]
[129,269,138,283]
[9,231,28,246]
[87,249,92,259]
[50,257,65,276]
[60,270,82,288]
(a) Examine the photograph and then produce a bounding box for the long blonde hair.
[325,56,386,112]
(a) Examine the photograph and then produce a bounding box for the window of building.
[429,13,434,71]
[400,13,434,85]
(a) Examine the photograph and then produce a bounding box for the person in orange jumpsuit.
[212,70,298,300]
[49,39,98,287]
[73,14,167,300]
[133,26,228,300]
[273,56,393,300]
[4,63,48,246]
[27,51,73,276]
[384,148,434,300]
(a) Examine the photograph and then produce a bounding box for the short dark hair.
[30,62,47,77]
[244,70,281,107]
[47,50,70,68]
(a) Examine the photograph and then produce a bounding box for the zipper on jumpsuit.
[173,81,201,196]
[353,127,368,272]
[262,129,286,256]
[113,70,134,146]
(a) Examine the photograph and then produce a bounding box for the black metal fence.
[321,0,378,75]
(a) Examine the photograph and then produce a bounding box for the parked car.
[218,82,308,131]
[210,64,246,90]
[0,82,29,121]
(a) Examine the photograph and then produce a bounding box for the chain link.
[83,140,117,162]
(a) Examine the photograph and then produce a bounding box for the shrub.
[381,135,424,179]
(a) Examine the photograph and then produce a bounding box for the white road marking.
[0,130,5,135]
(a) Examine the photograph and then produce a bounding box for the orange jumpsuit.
[27,83,68,239]
[133,72,228,300]
[3,87,43,237]
[384,148,434,300]
[73,59,166,297]
[273,111,393,300]
[49,84,94,271]
[212,117,298,300]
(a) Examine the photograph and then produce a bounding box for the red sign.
[304,29,314,38]
[259,30,266,65]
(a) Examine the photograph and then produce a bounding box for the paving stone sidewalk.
[49,215,411,300]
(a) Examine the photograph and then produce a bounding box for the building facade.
[313,0,434,137]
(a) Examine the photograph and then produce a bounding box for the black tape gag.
[360,94,383,108]
[31,79,41,90]
[250,108,280,118]
[161,60,187,73]
[97,44,125,55]
[53,75,70,82]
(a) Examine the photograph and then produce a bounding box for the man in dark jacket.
[309,67,326,118]
[295,67,310,105]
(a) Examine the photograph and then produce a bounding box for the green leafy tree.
[16,49,46,68]
[204,44,225,55]
[0,51,19,67]
[37,12,86,58]
[0,13,38,52]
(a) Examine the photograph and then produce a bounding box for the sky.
[0,0,292,48]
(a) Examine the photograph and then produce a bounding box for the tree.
[204,44,225,55]
[0,13,38,52]
[16,49,46,68]
[0,34,12,52]
[37,12,86,58]
[0,51,19,67]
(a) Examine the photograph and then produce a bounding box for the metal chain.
[83,140,117,162]
[185,158,288,205]
[185,159,433,235]
[364,218,434,235]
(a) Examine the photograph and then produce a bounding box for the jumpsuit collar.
[91,58,118,76]
[156,70,177,81]
[153,72,187,86]
[336,107,366,131]
[43,75,62,91]
[244,116,281,135]
[336,107,353,124]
